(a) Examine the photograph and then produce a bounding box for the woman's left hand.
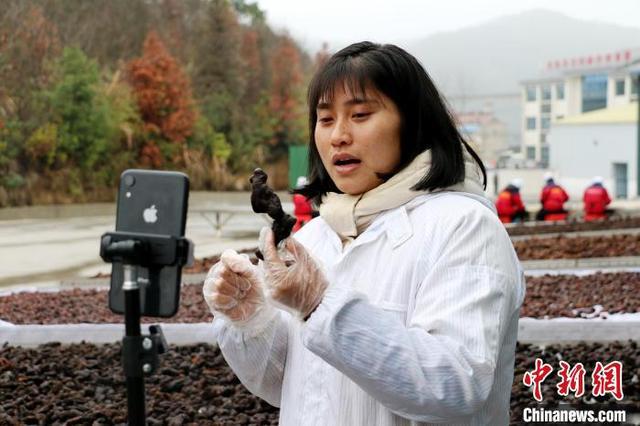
[259,227,328,320]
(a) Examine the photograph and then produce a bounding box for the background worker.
[495,178,527,223]
[583,176,612,221]
[292,176,316,232]
[535,174,569,221]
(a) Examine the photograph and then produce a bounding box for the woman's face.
[315,84,402,195]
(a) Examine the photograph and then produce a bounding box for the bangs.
[308,57,379,109]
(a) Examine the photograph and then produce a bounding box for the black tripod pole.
[101,233,192,425]
[123,264,146,425]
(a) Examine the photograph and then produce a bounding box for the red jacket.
[293,194,314,232]
[496,187,525,217]
[583,185,611,214]
[293,194,313,216]
[540,184,569,212]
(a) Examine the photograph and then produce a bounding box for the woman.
[203,42,525,425]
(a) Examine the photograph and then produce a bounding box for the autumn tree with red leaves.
[268,35,307,158]
[127,31,196,167]
[241,29,262,105]
[0,5,60,122]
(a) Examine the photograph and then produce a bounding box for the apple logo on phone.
[143,205,158,224]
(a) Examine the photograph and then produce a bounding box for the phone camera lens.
[124,175,136,187]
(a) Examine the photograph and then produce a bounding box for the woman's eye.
[318,117,333,124]
[352,112,371,119]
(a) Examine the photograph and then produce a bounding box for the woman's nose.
[330,119,352,146]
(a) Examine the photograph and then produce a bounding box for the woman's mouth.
[334,158,362,175]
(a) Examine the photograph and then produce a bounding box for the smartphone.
[108,169,189,317]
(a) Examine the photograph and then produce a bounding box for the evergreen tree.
[44,47,114,173]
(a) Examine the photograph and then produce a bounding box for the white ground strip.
[517,314,640,345]
[525,266,640,276]
[2,315,640,347]
[509,227,640,242]
[0,275,206,296]
[0,322,217,348]
[521,256,640,271]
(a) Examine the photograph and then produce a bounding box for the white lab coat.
[212,192,525,425]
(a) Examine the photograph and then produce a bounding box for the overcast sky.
[255,0,640,52]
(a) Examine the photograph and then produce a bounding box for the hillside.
[401,9,640,147]
[406,9,640,96]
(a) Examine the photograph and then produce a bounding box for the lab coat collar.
[318,202,414,257]
[380,206,413,249]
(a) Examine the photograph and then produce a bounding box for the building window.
[541,104,551,114]
[526,86,537,102]
[526,146,536,160]
[615,78,626,96]
[541,117,550,130]
[613,163,628,199]
[582,74,608,112]
[632,77,639,96]
[556,83,565,100]
[542,85,551,101]
[526,117,536,130]
[541,146,549,167]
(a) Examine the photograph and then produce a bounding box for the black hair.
[295,41,487,205]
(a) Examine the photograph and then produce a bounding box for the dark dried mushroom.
[250,168,296,260]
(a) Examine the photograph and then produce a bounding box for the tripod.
[101,233,192,425]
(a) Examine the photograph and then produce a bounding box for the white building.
[520,48,640,166]
[548,102,638,199]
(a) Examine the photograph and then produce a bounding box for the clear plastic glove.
[203,249,266,324]
[259,227,328,320]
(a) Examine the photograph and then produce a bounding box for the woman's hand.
[203,249,266,323]
[260,227,328,320]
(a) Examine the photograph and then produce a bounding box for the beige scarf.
[319,149,486,246]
